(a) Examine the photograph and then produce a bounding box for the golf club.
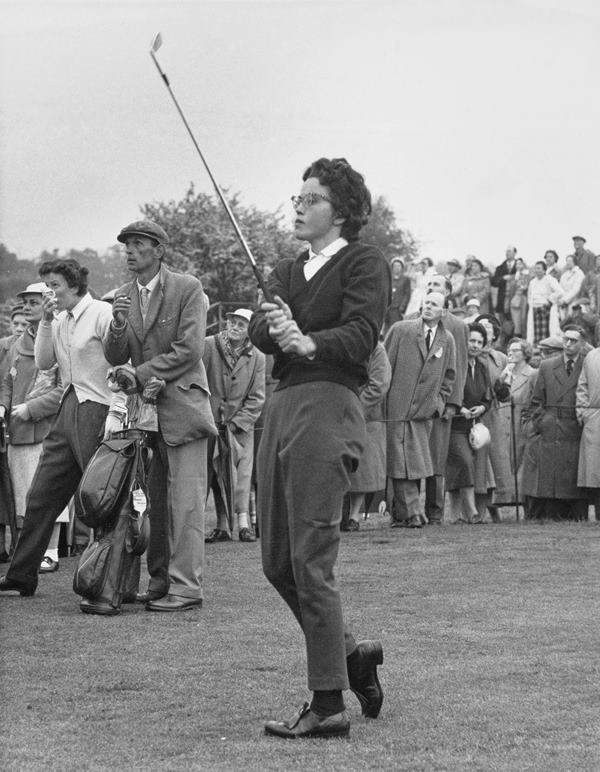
[149,32,273,302]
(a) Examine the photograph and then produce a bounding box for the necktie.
[566,358,574,376]
[140,287,150,319]
[425,328,432,351]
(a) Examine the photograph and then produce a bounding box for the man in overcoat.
[522,324,587,520]
[384,291,457,527]
[104,220,217,611]
[576,346,600,518]
[203,308,265,543]
[423,275,468,524]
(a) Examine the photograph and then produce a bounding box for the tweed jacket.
[202,334,265,433]
[385,318,456,479]
[103,264,217,445]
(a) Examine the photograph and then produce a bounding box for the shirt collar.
[307,237,348,261]
[137,270,161,294]
[68,293,93,321]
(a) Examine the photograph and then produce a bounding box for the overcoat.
[479,349,514,503]
[576,348,600,487]
[349,342,391,492]
[429,311,468,474]
[202,335,265,432]
[0,327,62,445]
[103,264,217,444]
[384,319,456,480]
[522,354,583,499]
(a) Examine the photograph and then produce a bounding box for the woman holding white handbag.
[445,323,492,524]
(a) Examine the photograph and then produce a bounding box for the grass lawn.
[1,515,600,771]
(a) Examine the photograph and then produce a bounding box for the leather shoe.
[264,702,349,739]
[238,527,256,542]
[348,640,384,718]
[135,590,166,604]
[146,594,203,612]
[205,528,232,544]
[80,598,120,616]
[0,551,10,563]
[0,576,35,596]
[341,519,360,532]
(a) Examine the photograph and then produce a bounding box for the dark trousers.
[6,390,108,591]
[527,496,588,522]
[258,382,365,691]
[425,475,445,523]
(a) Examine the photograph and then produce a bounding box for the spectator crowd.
[1,229,599,602]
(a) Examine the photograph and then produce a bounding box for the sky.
[1,0,600,267]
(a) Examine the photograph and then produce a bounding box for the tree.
[360,196,419,264]
[140,184,297,305]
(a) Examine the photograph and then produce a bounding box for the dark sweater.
[248,241,391,394]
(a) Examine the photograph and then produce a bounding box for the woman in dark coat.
[446,323,492,523]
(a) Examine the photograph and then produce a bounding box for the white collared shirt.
[423,320,440,350]
[304,237,348,281]
[137,270,161,300]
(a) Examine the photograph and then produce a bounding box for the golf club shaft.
[149,48,273,302]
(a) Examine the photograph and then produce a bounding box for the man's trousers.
[6,390,107,592]
[257,382,365,691]
[145,433,207,600]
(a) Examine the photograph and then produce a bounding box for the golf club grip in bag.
[73,429,152,615]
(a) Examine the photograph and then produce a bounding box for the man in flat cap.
[203,308,265,543]
[104,219,217,611]
[569,236,596,276]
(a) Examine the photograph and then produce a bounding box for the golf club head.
[150,32,163,54]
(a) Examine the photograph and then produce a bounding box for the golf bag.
[73,429,152,616]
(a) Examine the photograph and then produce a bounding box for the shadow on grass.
[2,517,600,771]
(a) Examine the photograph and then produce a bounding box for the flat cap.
[447,258,461,269]
[572,235,586,242]
[117,220,169,246]
[538,335,563,351]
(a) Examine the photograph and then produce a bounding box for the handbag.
[469,420,491,450]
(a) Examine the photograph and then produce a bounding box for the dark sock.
[310,690,345,717]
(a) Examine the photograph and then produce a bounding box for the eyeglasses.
[290,193,332,209]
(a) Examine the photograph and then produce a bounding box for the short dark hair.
[39,259,89,296]
[468,321,488,347]
[562,323,586,341]
[535,260,547,272]
[302,157,371,242]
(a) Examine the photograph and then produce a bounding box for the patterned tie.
[566,358,574,377]
[425,328,432,351]
[140,287,150,320]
